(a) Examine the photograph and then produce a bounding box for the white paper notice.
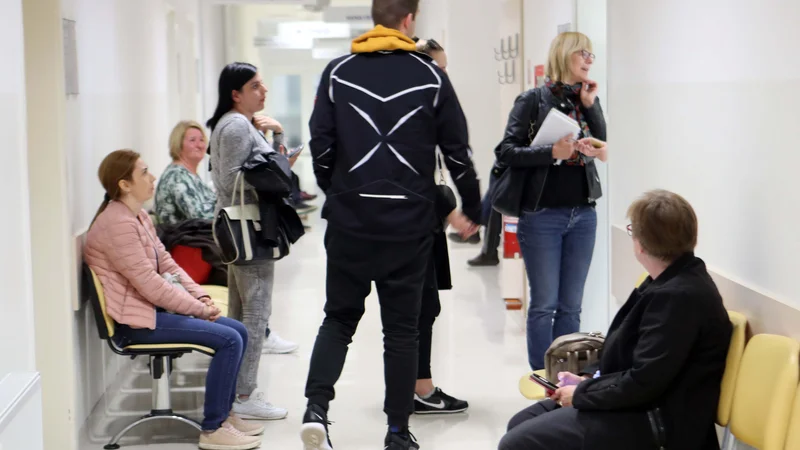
[531,108,581,165]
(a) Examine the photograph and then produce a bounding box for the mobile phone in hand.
[286,144,304,158]
[588,137,605,148]
[530,372,559,394]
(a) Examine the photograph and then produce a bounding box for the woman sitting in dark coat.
[499,189,733,450]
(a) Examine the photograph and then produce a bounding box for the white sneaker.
[262,332,299,354]
[232,390,289,420]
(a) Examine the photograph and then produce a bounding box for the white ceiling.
[203,0,370,5]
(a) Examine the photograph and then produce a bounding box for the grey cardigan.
[209,112,280,213]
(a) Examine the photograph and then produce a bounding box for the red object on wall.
[503,216,521,259]
[535,64,545,87]
[170,245,212,284]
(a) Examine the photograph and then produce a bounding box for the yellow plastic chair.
[728,334,800,450]
[718,311,748,427]
[83,264,215,449]
[635,271,649,288]
[785,388,800,450]
[519,369,549,400]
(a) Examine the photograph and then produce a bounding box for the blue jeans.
[517,206,597,370]
[115,314,248,431]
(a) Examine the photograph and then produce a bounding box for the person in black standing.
[467,159,503,266]
[408,37,470,415]
[300,1,481,449]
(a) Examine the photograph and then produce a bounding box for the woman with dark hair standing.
[208,62,289,420]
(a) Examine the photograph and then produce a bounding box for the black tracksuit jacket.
[309,50,481,241]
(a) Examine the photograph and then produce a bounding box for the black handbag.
[435,153,456,227]
[490,87,542,218]
[490,165,527,217]
[213,172,289,265]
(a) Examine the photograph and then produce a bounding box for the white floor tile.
[81,215,532,450]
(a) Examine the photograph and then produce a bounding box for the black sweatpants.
[498,400,584,450]
[305,228,433,427]
[418,252,441,380]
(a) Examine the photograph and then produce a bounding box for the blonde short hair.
[168,120,207,161]
[546,32,593,83]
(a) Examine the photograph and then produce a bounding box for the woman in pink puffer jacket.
[84,149,263,450]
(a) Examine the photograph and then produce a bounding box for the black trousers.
[481,207,502,257]
[480,170,502,258]
[290,171,302,203]
[418,251,441,380]
[498,400,584,450]
[305,228,433,427]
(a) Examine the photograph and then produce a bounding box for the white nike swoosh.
[416,397,445,408]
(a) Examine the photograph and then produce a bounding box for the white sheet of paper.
[531,108,581,165]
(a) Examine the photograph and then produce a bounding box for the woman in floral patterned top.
[155,121,217,224]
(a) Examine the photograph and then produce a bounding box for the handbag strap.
[527,87,543,143]
[437,151,445,185]
[233,172,254,261]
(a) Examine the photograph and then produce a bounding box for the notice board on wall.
[63,19,79,95]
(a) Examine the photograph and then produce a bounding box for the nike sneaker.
[413,387,469,415]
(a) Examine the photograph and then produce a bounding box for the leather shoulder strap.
[527,87,544,142]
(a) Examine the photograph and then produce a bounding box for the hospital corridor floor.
[81,216,532,450]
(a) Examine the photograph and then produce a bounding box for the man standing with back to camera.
[299,0,482,449]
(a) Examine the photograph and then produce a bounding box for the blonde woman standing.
[495,32,608,371]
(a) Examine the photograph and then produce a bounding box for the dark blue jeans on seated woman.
[517,206,597,370]
[115,313,248,431]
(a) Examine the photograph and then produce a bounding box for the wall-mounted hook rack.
[497,59,517,85]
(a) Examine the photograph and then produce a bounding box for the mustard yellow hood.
[351,25,417,53]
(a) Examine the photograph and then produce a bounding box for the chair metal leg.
[103,413,202,449]
[104,355,202,449]
[721,425,737,450]
[152,355,172,411]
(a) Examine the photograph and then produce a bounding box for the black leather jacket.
[495,86,606,211]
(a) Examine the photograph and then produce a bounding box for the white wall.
[0,374,43,450]
[575,0,611,330]
[41,0,226,441]
[200,3,228,124]
[0,0,36,377]
[198,3,229,182]
[1,10,42,448]
[522,0,575,90]
[608,0,800,308]
[428,0,507,184]
[64,0,209,236]
[23,0,79,445]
